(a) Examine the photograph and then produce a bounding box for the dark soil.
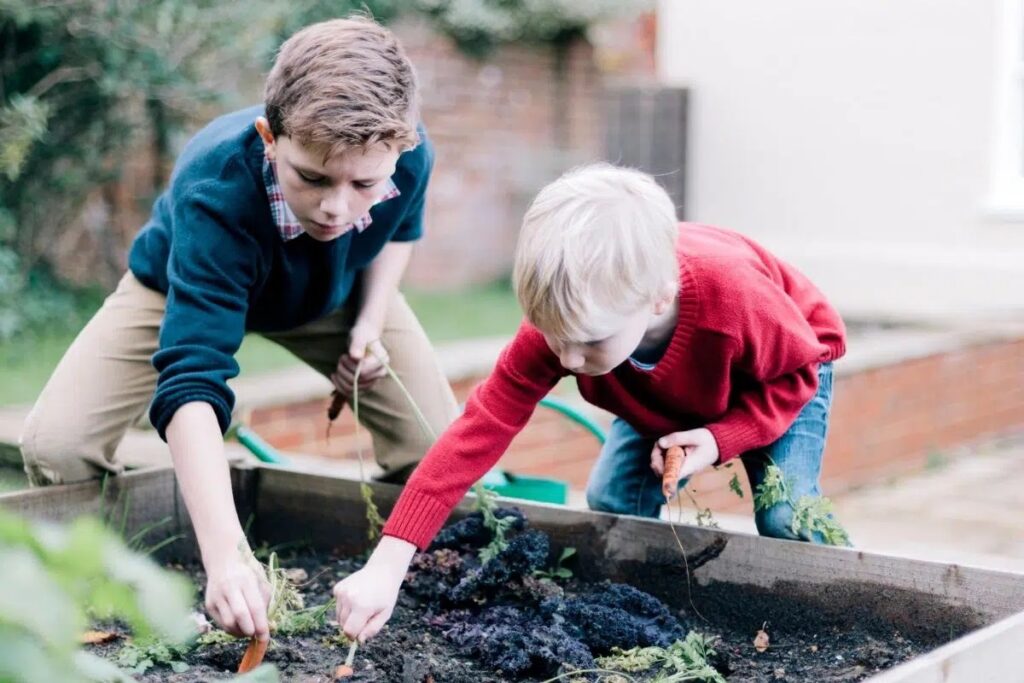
[87,508,958,682]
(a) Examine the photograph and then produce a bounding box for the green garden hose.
[537,395,607,444]
[234,394,607,464]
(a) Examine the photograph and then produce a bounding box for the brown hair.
[264,16,419,156]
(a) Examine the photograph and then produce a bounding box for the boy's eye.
[583,338,607,347]
[297,170,327,185]
[353,180,379,190]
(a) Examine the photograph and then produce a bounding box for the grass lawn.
[0,280,522,407]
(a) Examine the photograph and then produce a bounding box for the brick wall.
[247,336,1024,515]
[397,19,605,289]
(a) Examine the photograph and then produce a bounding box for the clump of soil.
[86,508,954,682]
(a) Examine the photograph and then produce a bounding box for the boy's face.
[256,117,400,242]
[542,308,653,376]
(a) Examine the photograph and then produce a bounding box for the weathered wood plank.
[0,466,261,561]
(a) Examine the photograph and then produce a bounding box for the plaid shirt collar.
[262,154,400,242]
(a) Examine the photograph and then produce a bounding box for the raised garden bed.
[2,465,1023,682]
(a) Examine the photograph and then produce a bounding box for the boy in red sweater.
[332,163,847,641]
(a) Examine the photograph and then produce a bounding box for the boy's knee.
[585,481,631,515]
[19,414,100,486]
[755,503,801,541]
[586,480,663,517]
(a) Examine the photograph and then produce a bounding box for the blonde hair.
[513,163,679,342]
[264,16,419,157]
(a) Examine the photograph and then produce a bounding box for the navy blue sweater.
[128,106,432,440]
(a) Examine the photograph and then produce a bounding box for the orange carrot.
[237,637,268,673]
[662,445,686,500]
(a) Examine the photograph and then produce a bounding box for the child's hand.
[650,428,720,488]
[332,536,417,642]
[203,550,272,641]
[333,321,389,397]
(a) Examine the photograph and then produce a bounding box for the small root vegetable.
[237,637,268,673]
[334,664,354,679]
[754,626,770,653]
[326,390,346,439]
[661,445,686,500]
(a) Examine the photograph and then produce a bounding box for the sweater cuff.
[706,420,762,464]
[151,390,232,441]
[382,488,456,551]
[825,339,846,362]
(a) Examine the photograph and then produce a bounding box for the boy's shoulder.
[676,223,776,281]
[169,105,265,195]
[677,222,765,260]
[391,124,434,193]
[676,223,789,318]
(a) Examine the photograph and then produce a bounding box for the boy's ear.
[652,282,677,314]
[254,117,277,159]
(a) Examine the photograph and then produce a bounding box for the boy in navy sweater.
[20,17,458,642]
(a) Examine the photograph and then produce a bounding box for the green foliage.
[791,495,850,546]
[115,638,190,674]
[596,632,726,682]
[754,463,850,547]
[728,472,744,499]
[411,0,651,57]
[360,481,386,543]
[0,94,49,181]
[533,546,576,581]
[0,508,194,683]
[473,482,516,563]
[196,628,238,647]
[0,260,104,342]
[276,599,334,636]
[258,552,305,633]
[264,0,400,54]
[0,1,282,338]
[753,464,789,512]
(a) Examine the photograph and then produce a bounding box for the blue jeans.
[585,362,838,543]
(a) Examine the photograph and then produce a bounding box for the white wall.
[658,0,1024,321]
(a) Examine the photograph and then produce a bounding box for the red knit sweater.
[384,223,846,549]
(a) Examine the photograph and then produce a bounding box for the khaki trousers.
[19,272,458,486]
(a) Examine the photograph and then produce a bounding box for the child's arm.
[332,324,565,641]
[332,241,411,395]
[703,273,832,464]
[167,402,270,641]
[333,136,429,395]
[149,185,267,636]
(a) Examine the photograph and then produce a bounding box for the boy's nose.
[320,188,350,219]
[559,349,585,371]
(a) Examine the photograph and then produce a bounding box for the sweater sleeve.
[149,181,262,440]
[704,268,829,462]
[382,324,565,549]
